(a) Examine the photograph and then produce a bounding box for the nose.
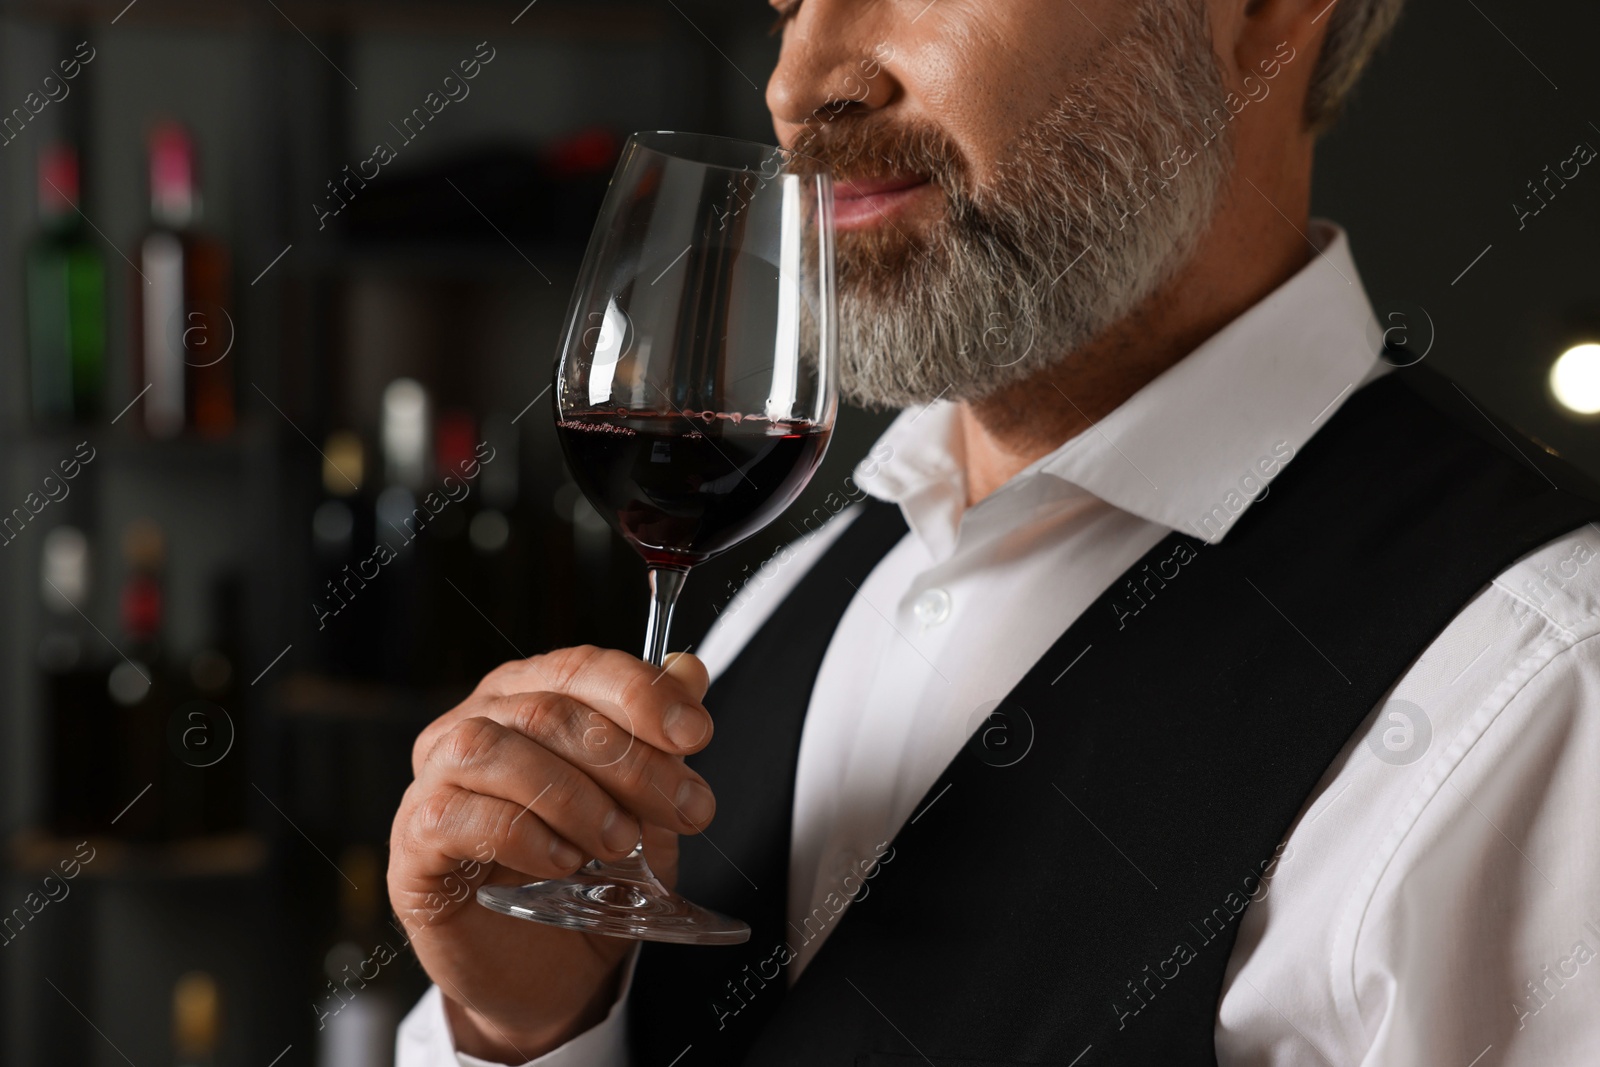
[766,0,898,139]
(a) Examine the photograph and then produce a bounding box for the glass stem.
[603,565,691,884]
[642,566,689,669]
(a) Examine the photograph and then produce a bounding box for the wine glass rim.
[627,129,826,177]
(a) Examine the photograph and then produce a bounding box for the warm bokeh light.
[1549,342,1600,414]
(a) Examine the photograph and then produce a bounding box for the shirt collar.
[855,220,1387,549]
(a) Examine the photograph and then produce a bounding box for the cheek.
[901,2,1099,184]
[912,62,1028,186]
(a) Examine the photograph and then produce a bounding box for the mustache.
[788,121,968,198]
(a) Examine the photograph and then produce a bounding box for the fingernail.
[602,809,640,854]
[676,778,715,828]
[663,703,710,749]
[549,838,583,869]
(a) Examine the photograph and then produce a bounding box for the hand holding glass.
[476,131,836,945]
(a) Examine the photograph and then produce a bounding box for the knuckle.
[574,712,629,768]
[411,730,434,776]
[540,644,606,690]
[415,788,518,864]
[438,715,505,772]
[479,809,519,858]
[391,782,427,856]
[610,741,657,794]
[510,692,581,743]
[410,691,479,773]
[416,787,469,842]
[615,670,659,725]
[476,656,543,696]
[542,763,589,812]
[411,716,452,774]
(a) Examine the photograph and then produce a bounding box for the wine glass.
[476,130,836,945]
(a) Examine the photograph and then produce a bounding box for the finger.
[429,701,714,836]
[479,645,715,754]
[415,645,709,775]
[391,782,586,919]
[419,714,651,858]
[559,708,717,835]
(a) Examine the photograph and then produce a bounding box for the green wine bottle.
[25,142,106,424]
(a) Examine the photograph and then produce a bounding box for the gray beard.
[834,0,1235,410]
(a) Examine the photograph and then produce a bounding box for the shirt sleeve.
[396,944,640,1067]
[1345,630,1600,1065]
[1217,526,1600,1066]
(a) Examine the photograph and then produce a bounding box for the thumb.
[660,651,711,702]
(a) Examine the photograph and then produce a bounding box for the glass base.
[477,852,750,946]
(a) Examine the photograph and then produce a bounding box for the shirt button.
[912,587,952,627]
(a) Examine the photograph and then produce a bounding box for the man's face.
[769,0,1237,409]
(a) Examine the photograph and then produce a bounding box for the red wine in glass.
[555,411,831,568]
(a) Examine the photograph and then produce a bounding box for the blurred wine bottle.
[172,970,221,1067]
[311,429,379,676]
[133,121,234,439]
[198,571,245,833]
[109,517,170,840]
[434,408,476,498]
[475,410,519,550]
[374,379,431,683]
[26,142,107,424]
[41,525,118,836]
[167,570,247,837]
[314,845,399,1067]
[476,412,534,671]
[429,407,477,681]
[470,410,522,677]
[381,378,431,491]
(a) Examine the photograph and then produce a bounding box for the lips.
[834,174,929,201]
[831,173,934,229]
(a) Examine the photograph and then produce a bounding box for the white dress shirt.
[399,220,1600,1065]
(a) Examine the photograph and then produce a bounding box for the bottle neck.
[150,125,201,229]
[121,573,163,654]
[38,144,81,226]
[152,189,198,229]
[38,199,79,229]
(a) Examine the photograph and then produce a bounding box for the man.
[392,0,1600,1062]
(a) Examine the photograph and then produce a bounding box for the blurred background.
[1,0,1599,1063]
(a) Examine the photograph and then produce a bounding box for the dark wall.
[1315,0,1600,470]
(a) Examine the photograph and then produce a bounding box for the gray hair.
[1306,0,1408,132]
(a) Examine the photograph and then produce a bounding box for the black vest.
[629,366,1600,1065]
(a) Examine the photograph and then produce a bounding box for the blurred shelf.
[4,417,279,469]
[269,671,469,721]
[10,829,268,880]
